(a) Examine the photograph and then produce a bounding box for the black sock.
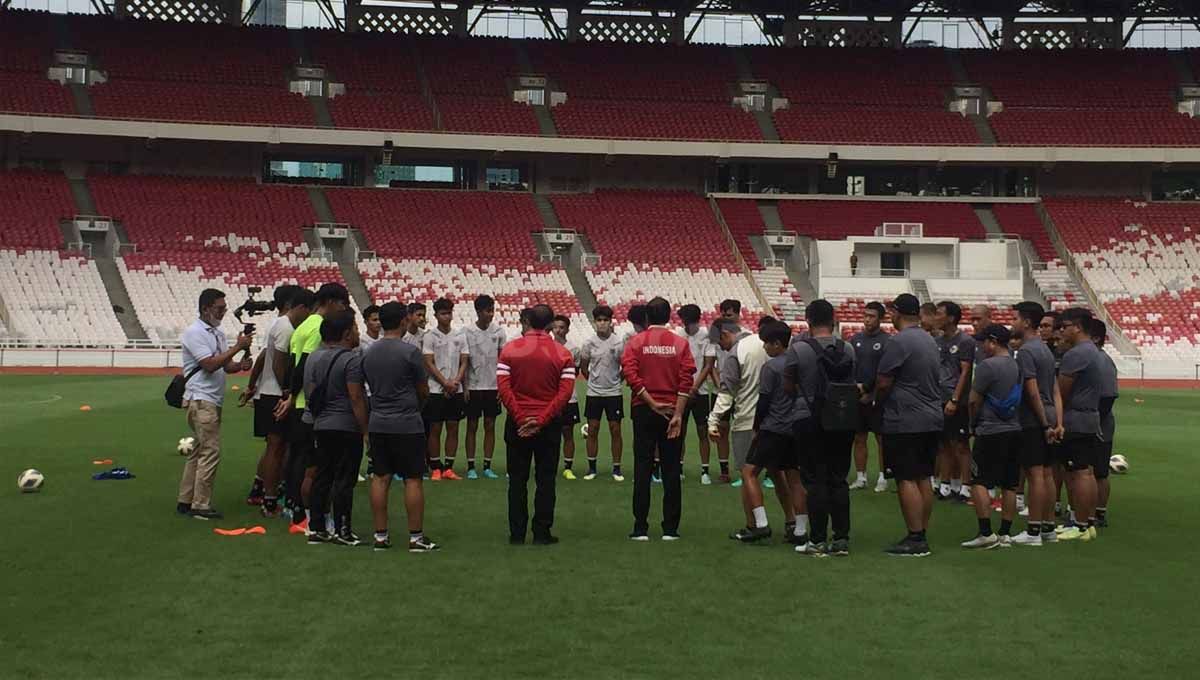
[564,458,574,471]
[428,459,441,472]
[719,460,730,475]
[785,521,796,536]
[999,519,1013,536]
[249,477,264,497]
[701,464,710,476]
[978,518,992,536]
[1028,523,1041,536]
[587,458,598,474]
[653,463,661,477]
[1096,507,1107,520]
[444,458,455,472]
[1087,517,1096,528]
[613,464,622,476]
[1042,521,1055,534]
[907,530,926,542]
[467,460,475,471]
[263,496,278,512]
[483,458,492,470]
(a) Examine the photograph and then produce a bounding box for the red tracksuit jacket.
[497,330,576,427]
[621,325,695,408]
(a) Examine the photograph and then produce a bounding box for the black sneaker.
[176,502,191,517]
[373,538,391,552]
[335,531,363,547]
[190,507,223,521]
[307,530,333,545]
[532,535,559,546]
[509,536,525,545]
[786,532,808,546]
[885,537,931,557]
[409,535,440,552]
[826,538,850,557]
[730,526,771,543]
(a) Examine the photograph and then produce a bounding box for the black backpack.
[802,337,861,432]
[307,349,349,419]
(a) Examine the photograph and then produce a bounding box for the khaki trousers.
[179,399,222,510]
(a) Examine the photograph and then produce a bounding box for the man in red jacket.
[621,296,696,541]
[497,304,576,545]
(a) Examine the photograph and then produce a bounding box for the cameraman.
[176,288,252,521]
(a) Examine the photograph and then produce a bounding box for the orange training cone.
[79,405,92,411]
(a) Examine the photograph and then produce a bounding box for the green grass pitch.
[1,374,1197,679]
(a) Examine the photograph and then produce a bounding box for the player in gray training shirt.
[849,301,890,491]
[1007,301,1064,546]
[302,310,368,545]
[361,302,438,552]
[1090,318,1119,529]
[580,305,625,481]
[463,295,507,480]
[962,325,1022,550]
[1053,308,1103,542]
[873,294,942,557]
[934,301,976,501]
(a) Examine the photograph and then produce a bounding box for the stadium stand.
[307,30,437,132]
[1044,196,1200,358]
[324,187,587,342]
[716,198,805,323]
[0,10,74,116]
[89,175,341,343]
[418,37,540,136]
[552,190,762,328]
[775,200,987,240]
[0,170,75,250]
[989,202,1086,310]
[0,249,125,344]
[748,47,978,145]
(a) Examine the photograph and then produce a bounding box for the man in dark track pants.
[497,304,576,545]
[303,309,368,546]
[621,297,695,541]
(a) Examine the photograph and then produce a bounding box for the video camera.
[233,286,276,346]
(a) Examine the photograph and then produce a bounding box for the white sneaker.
[961,534,1000,550]
[874,477,889,493]
[1010,531,1042,547]
[583,472,597,481]
[701,473,712,485]
[958,488,971,501]
[661,534,681,542]
[613,473,625,482]
[1019,506,1030,517]
[849,477,868,490]
[997,535,1012,548]
[1042,530,1058,544]
[795,542,827,557]
[357,473,366,483]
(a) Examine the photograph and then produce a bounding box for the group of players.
[232,281,1117,557]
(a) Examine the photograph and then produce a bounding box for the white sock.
[752,506,768,528]
[796,514,809,534]
[939,482,951,495]
[950,478,962,492]
[856,471,867,482]
[1069,510,1077,524]
[879,472,887,483]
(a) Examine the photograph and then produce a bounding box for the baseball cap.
[975,324,1011,345]
[889,293,921,316]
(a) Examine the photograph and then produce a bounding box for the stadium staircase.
[1035,203,1140,356]
[514,43,558,137]
[709,197,774,315]
[532,194,597,318]
[972,206,1004,236]
[758,201,817,309]
[67,82,94,117]
[69,176,146,340]
[910,279,931,304]
[732,49,780,142]
[310,188,373,308]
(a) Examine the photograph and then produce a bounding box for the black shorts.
[1093,439,1113,480]
[585,395,625,422]
[942,404,970,442]
[683,393,713,429]
[465,390,501,419]
[288,411,317,466]
[969,431,1021,490]
[425,393,465,423]
[881,432,939,482]
[253,395,286,438]
[857,402,880,434]
[1059,434,1099,472]
[1018,427,1053,469]
[312,429,363,471]
[368,432,427,478]
[746,430,799,472]
[561,402,581,425]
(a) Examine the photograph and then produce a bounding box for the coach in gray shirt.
[873,293,942,557]
[303,310,368,545]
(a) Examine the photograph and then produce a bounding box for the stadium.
[1,0,1198,677]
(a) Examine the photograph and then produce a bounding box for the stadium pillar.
[670,13,685,45]
[566,5,580,42]
[222,0,240,25]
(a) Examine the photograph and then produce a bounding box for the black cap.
[975,324,1011,345]
[889,293,921,316]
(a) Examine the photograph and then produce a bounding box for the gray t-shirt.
[1059,340,1103,435]
[463,323,507,391]
[1097,348,1119,442]
[581,332,625,397]
[1014,336,1058,430]
[850,330,889,389]
[782,340,820,422]
[362,337,427,434]
[304,345,364,433]
[876,326,944,434]
[758,354,805,435]
[937,331,976,401]
[971,355,1022,436]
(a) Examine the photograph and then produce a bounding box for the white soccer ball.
[18,469,44,493]
[1109,454,1129,474]
[177,437,196,456]
[580,422,590,438]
